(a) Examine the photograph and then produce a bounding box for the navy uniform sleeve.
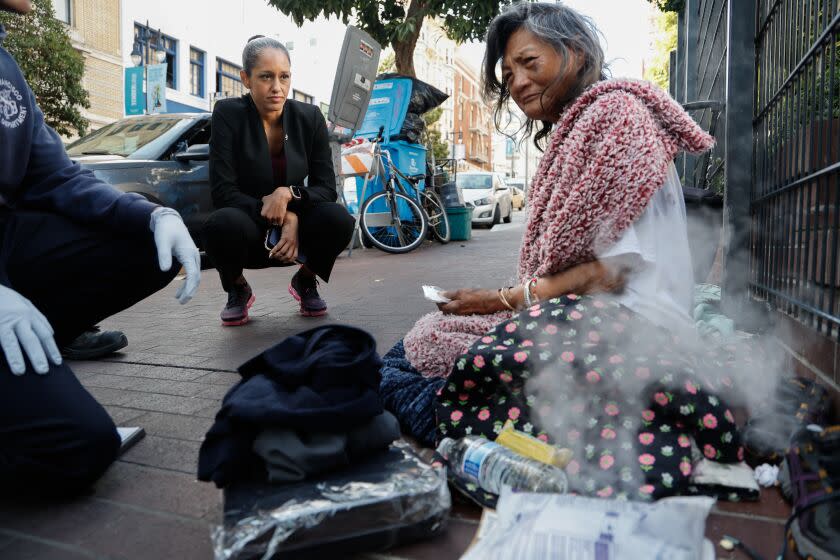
[18,96,159,233]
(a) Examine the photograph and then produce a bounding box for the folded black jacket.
[197,325,384,487]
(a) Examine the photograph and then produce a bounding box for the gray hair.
[242,35,290,76]
[482,2,607,150]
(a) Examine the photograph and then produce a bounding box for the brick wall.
[453,60,494,172]
[69,0,123,128]
[81,55,123,124]
[74,0,120,54]
[772,310,840,413]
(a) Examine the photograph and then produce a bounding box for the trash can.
[446,206,472,241]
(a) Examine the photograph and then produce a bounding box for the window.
[133,23,178,89]
[216,58,245,98]
[319,102,330,120]
[293,90,314,104]
[189,47,205,97]
[52,0,70,24]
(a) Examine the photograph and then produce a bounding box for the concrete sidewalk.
[0,213,524,560]
[0,210,791,559]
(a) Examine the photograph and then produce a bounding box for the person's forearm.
[282,210,298,228]
[505,260,623,309]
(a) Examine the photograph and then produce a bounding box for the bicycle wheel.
[421,190,451,243]
[360,191,428,254]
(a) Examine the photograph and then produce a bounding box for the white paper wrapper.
[422,285,451,303]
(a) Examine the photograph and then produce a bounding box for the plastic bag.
[214,443,450,560]
[376,73,449,114]
[461,489,715,560]
[395,112,427,143]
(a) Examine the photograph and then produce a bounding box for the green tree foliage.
[422,107,449,161]
[267,0,512,77]
[377,51,396,74]
[645,0,684,12]
[643,10,677,92]
[0,0,90,137]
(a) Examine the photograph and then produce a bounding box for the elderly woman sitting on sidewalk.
[381,2,745,504]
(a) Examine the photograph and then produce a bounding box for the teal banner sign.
[145,63,167,114]
[124,66,145,115]
[505,138,514,157]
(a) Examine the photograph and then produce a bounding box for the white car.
[457,172,514,227]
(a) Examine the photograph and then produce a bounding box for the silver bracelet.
[523,281,532,308]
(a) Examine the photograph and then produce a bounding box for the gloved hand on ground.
[0,284,62,375]
[150,207,201,304]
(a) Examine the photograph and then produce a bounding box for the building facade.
[120,0,348,115]
[453,57,493,172]
[52,0,124,130]
[412,18,456,149]
[492,122,541,191]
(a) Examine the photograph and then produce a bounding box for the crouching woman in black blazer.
[204,36,354,325]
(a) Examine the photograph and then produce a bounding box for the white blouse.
[599,162,695,331]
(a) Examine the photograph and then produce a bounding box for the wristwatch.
[288,185,302,200]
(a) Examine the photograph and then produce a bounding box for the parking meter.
[327,26,381,136]
[328,26,381,207]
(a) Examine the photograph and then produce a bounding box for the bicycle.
[352,131,450,253]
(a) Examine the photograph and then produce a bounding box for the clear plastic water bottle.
[437,436,568,495]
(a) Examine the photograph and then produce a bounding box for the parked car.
[510,186,526,210]
[457,171,513,227]
[66,112,213,249]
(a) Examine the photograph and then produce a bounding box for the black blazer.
[209,95,336,226]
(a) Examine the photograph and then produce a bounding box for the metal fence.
[671,0,729,192]
[752,0,840,339]
[673,0,840,339]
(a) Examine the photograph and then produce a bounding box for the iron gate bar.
[753,10,840,124]
[822,30,838,334]
[756,0,785,42]
[798,30,819,319]
[750,281,840,326]
[751,122,840,201]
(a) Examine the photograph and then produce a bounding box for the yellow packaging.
[496,420,573,468]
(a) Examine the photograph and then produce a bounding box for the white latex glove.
[150,207,201,304]
[0,284,62,375]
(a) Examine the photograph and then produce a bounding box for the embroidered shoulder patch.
[0,78,27,129]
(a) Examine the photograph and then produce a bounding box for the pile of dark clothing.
[198,325,399,488]
[377,73,448,144]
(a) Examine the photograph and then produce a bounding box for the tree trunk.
[393,0,426,77]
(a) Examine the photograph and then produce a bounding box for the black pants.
[0,210,178,496]
[202,203,354,292]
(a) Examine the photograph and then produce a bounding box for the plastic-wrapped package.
[462,489,715,560]
[214,442,450,560]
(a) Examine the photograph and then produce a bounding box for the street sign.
[146,63,167,114]
[124,66,145,116]
[451,143,466,160]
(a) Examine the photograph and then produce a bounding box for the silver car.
[458,172,514,227]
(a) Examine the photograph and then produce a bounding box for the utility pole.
[524,138,530,193]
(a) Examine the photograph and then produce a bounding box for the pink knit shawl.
[404,79,715,378]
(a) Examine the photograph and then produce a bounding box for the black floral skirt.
[435,294,743,505]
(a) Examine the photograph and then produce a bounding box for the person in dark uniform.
[0,0,201,496]
[204,35,354,325]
